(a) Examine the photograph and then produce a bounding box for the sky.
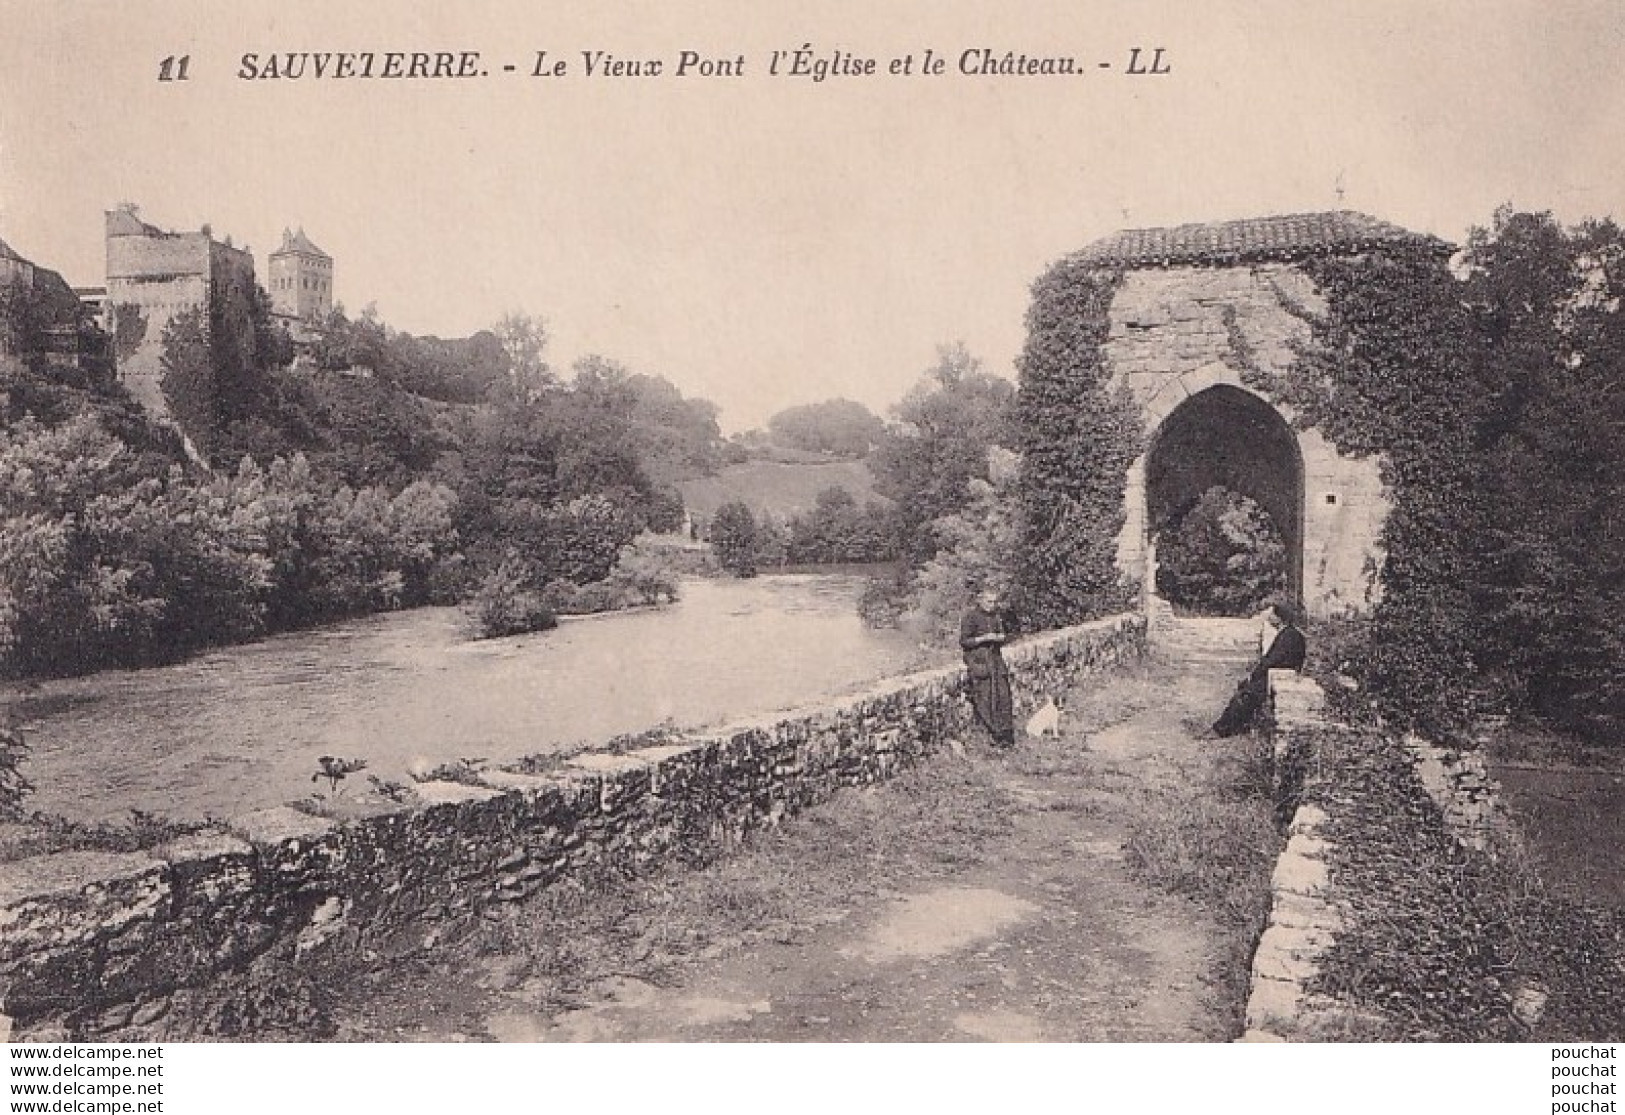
[2,0,1622,432]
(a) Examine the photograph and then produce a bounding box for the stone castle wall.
[1103,263,1388,618]
[0,615,1146,1038]
[105,224,256,421]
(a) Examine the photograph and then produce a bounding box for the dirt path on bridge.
[329,623,1270,1043]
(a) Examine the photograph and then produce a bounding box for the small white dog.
[1025,697,1062,739]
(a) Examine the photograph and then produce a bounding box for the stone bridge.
[1,612,1297,1042]
[0,212,1463,1041]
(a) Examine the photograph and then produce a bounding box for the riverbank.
[1483,724,1625,911]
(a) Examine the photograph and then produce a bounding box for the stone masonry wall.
[1403,733,1518,855]
[105,227,257,423]
[0,615,1145,1037]
[1242,671,1345,1041]
[106,274,208,418]
[1104,264,1389,618]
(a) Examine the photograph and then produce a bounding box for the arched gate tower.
[1071,211,1449,619]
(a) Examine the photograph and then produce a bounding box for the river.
[4,574,933,826]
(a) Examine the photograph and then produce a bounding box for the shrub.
[603,539,681,605]
[540,578,623,615]
[533,494,638,585]
[1155,486,1287,615]
[0,724,32,820]
[857,566,911,629]
[470,555,557,639]
[709,500,758,577]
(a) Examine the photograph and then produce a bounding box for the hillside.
[676,458,884,522]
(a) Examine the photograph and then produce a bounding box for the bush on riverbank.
[709,501,759,577]
[0,416,465,678]
[469,555,558,639]
[468,537,682,637]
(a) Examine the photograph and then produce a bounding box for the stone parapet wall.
[1402,733,1517,854]
[1242,672,1345,1041]
[0,614,1146,1037]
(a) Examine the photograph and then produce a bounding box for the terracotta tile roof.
[1076,210,1450,268]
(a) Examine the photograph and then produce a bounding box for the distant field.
[676,458,884,520]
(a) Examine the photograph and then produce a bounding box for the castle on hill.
[103,208,335,419]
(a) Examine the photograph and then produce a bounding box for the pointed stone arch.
[1145,378,1305,609]
[1092,245,1398,619]
[1118,362,1307,611]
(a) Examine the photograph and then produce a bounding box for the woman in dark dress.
[961,586,1016,749]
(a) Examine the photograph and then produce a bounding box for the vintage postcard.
[1,0,1621,1092]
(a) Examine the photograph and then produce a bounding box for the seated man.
[1211,602,1306,737]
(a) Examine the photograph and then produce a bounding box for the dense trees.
[0,414,461,676]
[0,286,723,675]
[766,398,885,459]
[1458,212,1625,739]
[1248,209,1625,742]
[308,304,509,403]
[782,487,898,565]
[870,342,1016,564]
[1154,488,1287,616]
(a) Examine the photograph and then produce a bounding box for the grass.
[1120,731,1280,1027]
[675,458,882,521]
